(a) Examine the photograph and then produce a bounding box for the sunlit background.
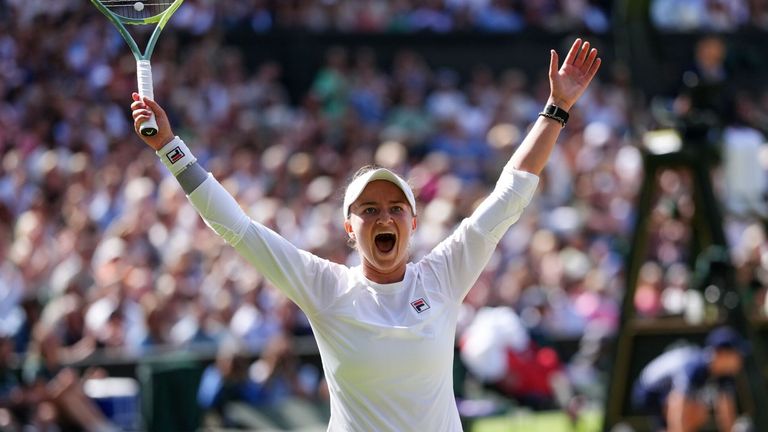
[1,1,767,431]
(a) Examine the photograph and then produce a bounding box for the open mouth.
[374,233,396,254]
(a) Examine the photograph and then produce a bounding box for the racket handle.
[136,60,158,137]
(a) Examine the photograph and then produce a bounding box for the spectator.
[632,326,749,432]
[474,0,525,32]
[0,335,23,431]
[348,48,390,128]
[720,92,768,218]
[21,321,118,432]
[459,306,578,413]
[198,335,323,429]
[652,0,749,31]
[0,225,24,341]
[408,0,454,32]
[311,46,350,124]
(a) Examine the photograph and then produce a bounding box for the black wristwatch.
[539,104,569,127]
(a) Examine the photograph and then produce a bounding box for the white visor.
[343,168,417,219]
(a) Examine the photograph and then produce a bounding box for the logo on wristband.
[167,146,185,164]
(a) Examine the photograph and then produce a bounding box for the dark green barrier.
[137,355,204,432]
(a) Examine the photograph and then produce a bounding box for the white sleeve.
[420,168,539,302]
[185,173,346,315]
[468,167,539,242]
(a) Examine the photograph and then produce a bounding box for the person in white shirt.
[129,38,601,432]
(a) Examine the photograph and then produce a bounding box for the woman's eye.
[363,207,377,215]
[391,206,403,214]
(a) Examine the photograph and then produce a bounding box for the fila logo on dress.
[410,298,430,313]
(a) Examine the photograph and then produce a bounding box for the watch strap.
[539,104,569,127]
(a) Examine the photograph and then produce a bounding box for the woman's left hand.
[548,38,601,111]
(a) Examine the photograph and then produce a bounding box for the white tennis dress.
[158,138,539,432]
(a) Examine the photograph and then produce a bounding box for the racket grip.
[137,60,158,137]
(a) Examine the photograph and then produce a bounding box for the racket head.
[91,0,184,24]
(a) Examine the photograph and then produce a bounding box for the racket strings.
[99,0,173,4]
[98,0,175,20]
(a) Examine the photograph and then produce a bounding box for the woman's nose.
[376,211,393,224]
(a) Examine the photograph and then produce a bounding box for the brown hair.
[348,164,382,183]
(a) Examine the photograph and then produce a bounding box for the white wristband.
[156,137,197,176]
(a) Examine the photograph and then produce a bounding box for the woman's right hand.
[130,92,175,150]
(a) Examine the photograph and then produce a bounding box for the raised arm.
[129,94,345,315]
[429,40,601,300]
[509,38,601,176]
[131,93,208,196]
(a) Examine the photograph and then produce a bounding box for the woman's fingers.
[587,57,602,81]
[130,97,150,120]
[574,41,590,67]
[563,38,582,66]
[142,97,166,116]
[130,95,161,126]
[549,50,559,79]
[132,109,152,121]
[584,48,598,68]
[134,113,152,128]
[583,49,599,74]
[130,93,164,117]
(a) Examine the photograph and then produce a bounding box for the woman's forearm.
[507,114,563,176]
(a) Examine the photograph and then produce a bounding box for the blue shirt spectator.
[632,327,747,431]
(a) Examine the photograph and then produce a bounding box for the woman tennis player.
[130,39,600,431]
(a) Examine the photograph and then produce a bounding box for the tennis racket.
[89,0,184,136]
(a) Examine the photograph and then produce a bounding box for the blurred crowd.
[1,0,768,430]
[15,0,768,35]
[8,0,615,34]
[651,0,768,31]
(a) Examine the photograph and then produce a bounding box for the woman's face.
[345,180,417,284]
